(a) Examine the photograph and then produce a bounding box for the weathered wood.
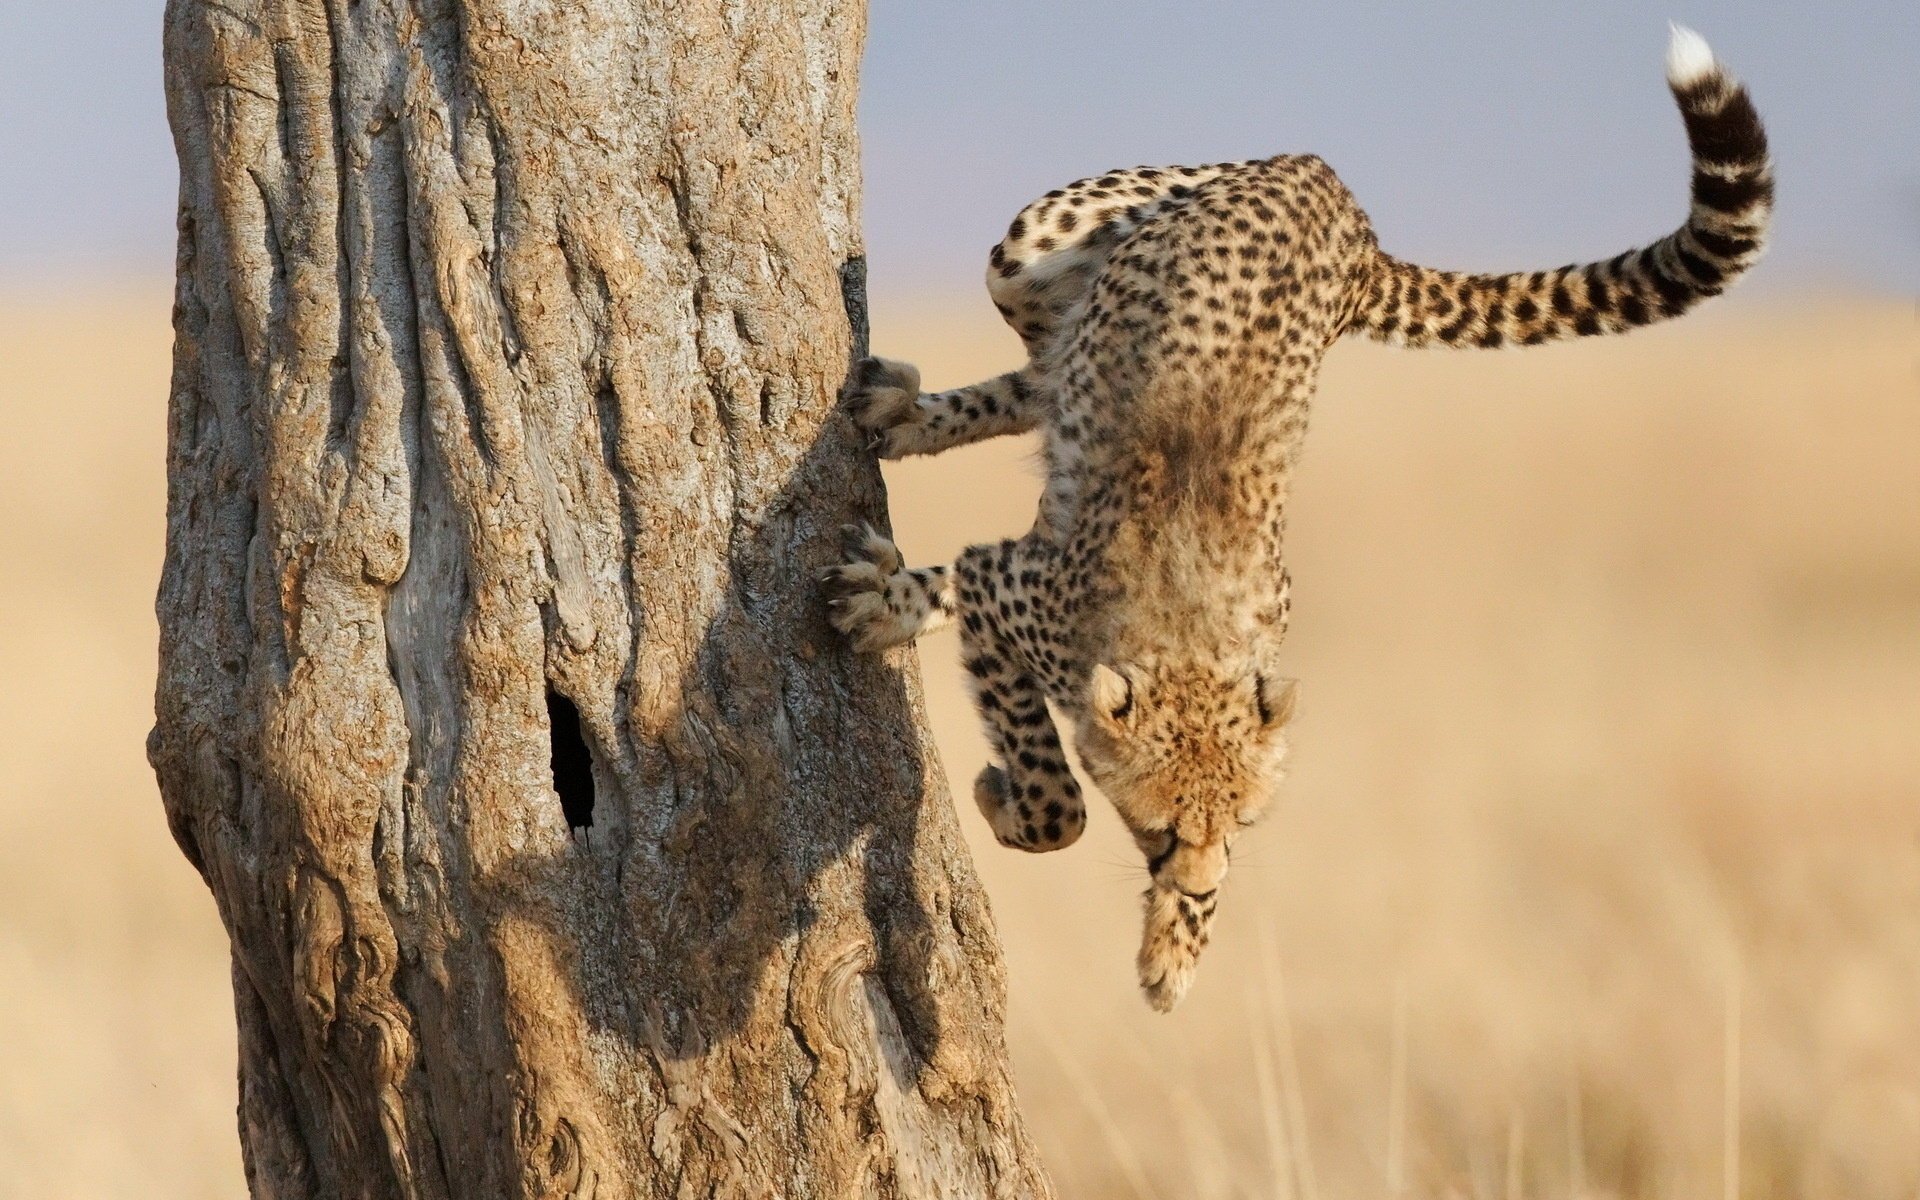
[152,1,1053,1194]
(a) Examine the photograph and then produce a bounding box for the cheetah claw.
[973,766,1017,844]
[820,525,925,652]
[842,357,923,456]
[839,522,903,571]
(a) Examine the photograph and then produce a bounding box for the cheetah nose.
[1157,840,1228,896]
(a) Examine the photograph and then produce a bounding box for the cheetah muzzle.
[824,25,1771,1011]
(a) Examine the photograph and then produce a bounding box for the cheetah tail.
[1351,24,1772,350]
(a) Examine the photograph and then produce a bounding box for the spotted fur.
[827,29,1770,1011]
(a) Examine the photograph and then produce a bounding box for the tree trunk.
[152,2,1054,1195]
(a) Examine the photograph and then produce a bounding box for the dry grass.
[1,283,1915,1197]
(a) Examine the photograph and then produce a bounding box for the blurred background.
[1,2,1916,1197]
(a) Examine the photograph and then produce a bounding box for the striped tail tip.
[1666,22,1719,89]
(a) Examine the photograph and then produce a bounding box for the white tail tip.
[1666,22,1718,87]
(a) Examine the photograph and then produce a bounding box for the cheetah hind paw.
[972,765,1084,852]
[842,357,923,457]
[821,523,916,652]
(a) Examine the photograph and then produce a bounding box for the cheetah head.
[1073,659,1298,1012]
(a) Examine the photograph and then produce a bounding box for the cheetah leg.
[985,161,1251,350]
[1138,884,1220,1013]
[953,539,1086,852]
[843,358,1046,459]
[820,524,955,652]
[848,163,1254,462]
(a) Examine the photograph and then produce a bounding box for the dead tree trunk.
[152,2,1053,1195]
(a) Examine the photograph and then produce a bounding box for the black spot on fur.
[1691,167,1772,215]
[1585,273,1611,312]
[1690,228,1758,260]
[1675,244,1726,289]
[1647,262,1696,313]
[1677,85,1769,169]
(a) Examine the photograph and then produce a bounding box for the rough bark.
[152,1,1054,1195]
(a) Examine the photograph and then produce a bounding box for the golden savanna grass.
[1,283,1915,1198]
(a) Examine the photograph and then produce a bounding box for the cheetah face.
[1074,660,1298,877]
[1073,660,1298,1011]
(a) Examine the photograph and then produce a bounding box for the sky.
[1,1,1914,297]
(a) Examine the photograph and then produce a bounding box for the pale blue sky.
[2,2,1914,295]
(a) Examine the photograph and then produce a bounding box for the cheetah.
[825,26,1772,1011]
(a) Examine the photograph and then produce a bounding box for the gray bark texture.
[151,1,1054,1196]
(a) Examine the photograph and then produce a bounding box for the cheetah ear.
[1089,663,1135,726]
[1254,674,1299,730]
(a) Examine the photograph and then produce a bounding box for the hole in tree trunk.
[546,690,596,834]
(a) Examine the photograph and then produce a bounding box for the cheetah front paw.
[842,357,927,459]
[1137,884,1217,1012]
[821,524,926,652]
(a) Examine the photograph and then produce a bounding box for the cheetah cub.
[825,27,1771,1011]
